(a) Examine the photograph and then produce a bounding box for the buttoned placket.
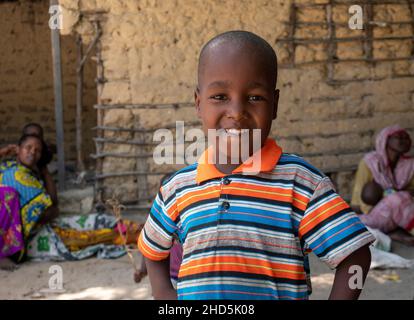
[218,176,231,215]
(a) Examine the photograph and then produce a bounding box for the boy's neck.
[214,162,241,175]
[212,140,268,174]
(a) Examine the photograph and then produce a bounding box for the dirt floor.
[1,243,413,300]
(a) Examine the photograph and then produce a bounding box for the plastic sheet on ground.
[367,227,414,269]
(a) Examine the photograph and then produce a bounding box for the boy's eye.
[248,95,264,102]
[209,94,227,101]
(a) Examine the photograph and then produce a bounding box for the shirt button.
[222,201,230,210]
[223,178,230,185]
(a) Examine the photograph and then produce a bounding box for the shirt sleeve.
[299,176,375,269]
[138,190,177,261]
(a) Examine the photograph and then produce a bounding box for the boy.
[138,31,374,300]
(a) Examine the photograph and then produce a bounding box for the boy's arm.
[145,257,177,300]
[329,244,371,300]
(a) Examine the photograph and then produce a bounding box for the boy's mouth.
[221,128,250,137]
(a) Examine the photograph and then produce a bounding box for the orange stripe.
[299,198,349,236]
[184,256,303,272]
[179,256,305,280]
[137,234,169,261]
[177,186,221,211]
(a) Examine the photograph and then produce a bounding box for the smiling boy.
[138,31,374,300]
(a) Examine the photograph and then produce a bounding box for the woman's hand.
[0,144,17,157]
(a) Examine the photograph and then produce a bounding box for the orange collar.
[195,138,282,184]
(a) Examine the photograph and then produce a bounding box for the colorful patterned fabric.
[0,186,24,259]
[0,161,52,240]
[138,139,375,300]
[27,214,132,261]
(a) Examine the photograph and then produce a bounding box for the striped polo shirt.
[138,138,374,300]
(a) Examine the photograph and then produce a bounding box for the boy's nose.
[227,98,247,121]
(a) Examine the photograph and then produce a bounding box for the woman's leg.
[360,191,414,245]
[359,200,397,233]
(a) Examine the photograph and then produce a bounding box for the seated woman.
[0,134,142,268]
[0,134,58,266]
[351,125,414,246]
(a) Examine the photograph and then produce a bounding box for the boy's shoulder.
[275,153,328,188]
[278,153,325,174]
[159,163,199,198]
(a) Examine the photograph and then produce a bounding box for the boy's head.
[22,123,44,140]
[17,134,43,170]
[195,31,279,161]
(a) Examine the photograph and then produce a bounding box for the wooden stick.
[106,196,138,273]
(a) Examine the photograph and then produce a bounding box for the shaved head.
[197,30,278,89]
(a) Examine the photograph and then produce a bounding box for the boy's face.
[17,137,42,169]
[195,44,278,162]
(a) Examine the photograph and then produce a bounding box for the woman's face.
[17,137,43,169]
[387,130,412,154]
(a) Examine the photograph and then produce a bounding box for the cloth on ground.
[27,213,133,261]
[367,227,414,269]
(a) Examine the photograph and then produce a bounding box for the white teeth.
[224,129,249,136]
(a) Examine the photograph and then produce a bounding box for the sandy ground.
[1,243,413,300]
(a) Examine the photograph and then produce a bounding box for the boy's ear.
[272,89,279,120]
[195,87,202,118]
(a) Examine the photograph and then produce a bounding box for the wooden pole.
[50,0,65,191]
[76,34,85,172]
